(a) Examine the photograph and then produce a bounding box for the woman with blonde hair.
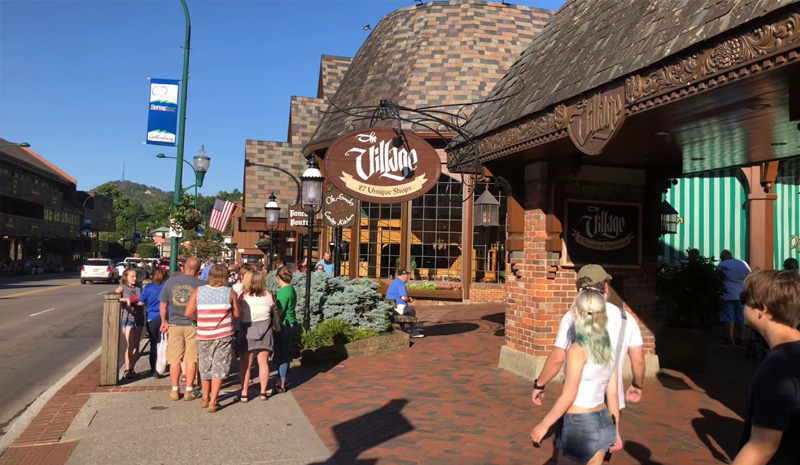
[237,269,277,402]
[531,289,622,464]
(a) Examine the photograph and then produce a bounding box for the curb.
[0,347,100,456]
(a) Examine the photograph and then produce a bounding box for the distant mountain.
[93,180,172,207]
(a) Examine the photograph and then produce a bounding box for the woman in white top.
[531,289,622,464]
[237,270,277,402]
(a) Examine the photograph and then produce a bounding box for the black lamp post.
[300,159,324,331]
[264,192,280,272]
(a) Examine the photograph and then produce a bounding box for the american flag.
[208,199,237,232]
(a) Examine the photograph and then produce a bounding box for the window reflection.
[472,180,506,283]
[358,202,402,278]
[409,174,463,282]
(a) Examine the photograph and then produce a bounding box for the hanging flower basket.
[170,195,203,230]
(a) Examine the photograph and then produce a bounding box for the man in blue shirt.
[200,257,216,281]
[385,270,423,337]
[316,252,335,276]
[717,250,751,345]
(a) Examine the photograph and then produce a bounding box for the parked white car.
[81,258,118,284]
[116,262,127,277]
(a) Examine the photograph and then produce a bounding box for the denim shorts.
[720,300,744,325]
[558,409,616,462]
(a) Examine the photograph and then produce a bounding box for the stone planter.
[300,331,409,366]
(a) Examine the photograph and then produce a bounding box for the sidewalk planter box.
[300,331,409,366]
[408,288,461,300]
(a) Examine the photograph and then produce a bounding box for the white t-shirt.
[554,302,643,409]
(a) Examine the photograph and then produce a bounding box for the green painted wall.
[660,169,749,262]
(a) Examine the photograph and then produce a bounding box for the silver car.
[81,258,118,284]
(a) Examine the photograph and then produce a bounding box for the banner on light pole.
[146,78,180,146]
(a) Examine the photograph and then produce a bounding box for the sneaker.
[170,390,180,401]
[411,331,425,338]
[208,402,219,413]
[184,389,200,401]
[199,398,209,409]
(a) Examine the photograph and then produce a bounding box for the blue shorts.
[720,300,744,326]
[558,409,616,462]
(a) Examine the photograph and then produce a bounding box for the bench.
[390,313,418,333]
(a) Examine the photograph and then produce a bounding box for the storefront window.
[358,202,402,278]
[410,175,463,282]
[324,225,352,276]
[472,179,506,283]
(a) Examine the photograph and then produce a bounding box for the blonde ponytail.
[572,289,612,365]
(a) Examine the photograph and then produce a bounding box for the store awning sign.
[564,200,641,267]
[324,128,441,204]
[146,78,180,146]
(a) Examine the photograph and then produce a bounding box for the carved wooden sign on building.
[324,128,441,204]
[322,187,357,228]
[564,200,641,267]
[566,85,626,156]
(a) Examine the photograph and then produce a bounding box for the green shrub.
[265,271,392,332]
[299,318,380,349]
[656,250,726,328]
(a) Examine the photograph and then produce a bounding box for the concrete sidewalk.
[0,302,756,465]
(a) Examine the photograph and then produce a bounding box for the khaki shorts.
[167,325,198,364]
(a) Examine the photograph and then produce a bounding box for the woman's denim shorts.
[558,408,616,462]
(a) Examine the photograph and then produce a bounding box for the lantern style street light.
[300,159,324,331]
[474,190,500,227]
[157,145,211,207]
[660,200,681,235]
[264,192,280,272]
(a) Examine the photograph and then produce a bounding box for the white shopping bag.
[156,333,168,375]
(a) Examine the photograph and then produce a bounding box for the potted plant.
[169,194,203,232]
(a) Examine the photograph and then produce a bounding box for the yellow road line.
[0,282,81,300]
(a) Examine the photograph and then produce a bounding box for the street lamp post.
[300,159,324,331]
[264,192,280,272]
[157,146,210,207]
[169,0,192,276]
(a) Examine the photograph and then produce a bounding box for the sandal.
[260,391,269,401]
[240,391,249,403]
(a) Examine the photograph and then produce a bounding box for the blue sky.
[0,0,564,195]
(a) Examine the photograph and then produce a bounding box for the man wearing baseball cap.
[385,270,424,338]
[531,264,646,411]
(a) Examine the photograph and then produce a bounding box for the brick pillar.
[741,164,778,271]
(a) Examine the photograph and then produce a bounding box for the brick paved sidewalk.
[292,303,748,465]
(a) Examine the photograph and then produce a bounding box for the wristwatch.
[533,379,546,391]
[631,380,643,390]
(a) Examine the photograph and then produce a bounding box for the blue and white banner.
[146,78,179,146]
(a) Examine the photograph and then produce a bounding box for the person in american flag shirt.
[185,264,241,413]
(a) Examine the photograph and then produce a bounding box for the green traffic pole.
[170,0,192,276]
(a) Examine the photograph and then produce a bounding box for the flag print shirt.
[195,285,234,340]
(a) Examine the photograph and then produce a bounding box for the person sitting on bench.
[385,270,424,338]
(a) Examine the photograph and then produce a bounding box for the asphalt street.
[0,273,116,438]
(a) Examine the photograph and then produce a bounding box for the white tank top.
[573,356,616,408]
[241,293,274,323]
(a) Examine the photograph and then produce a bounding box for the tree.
[135,243,160,258]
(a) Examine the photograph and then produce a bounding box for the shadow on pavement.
[422,322,479,337]
[691,408,742,463]
[309,398,412,465]
[624,441,665,464]
[481,312,506,337]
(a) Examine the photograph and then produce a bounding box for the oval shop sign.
[324,128,441,204]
